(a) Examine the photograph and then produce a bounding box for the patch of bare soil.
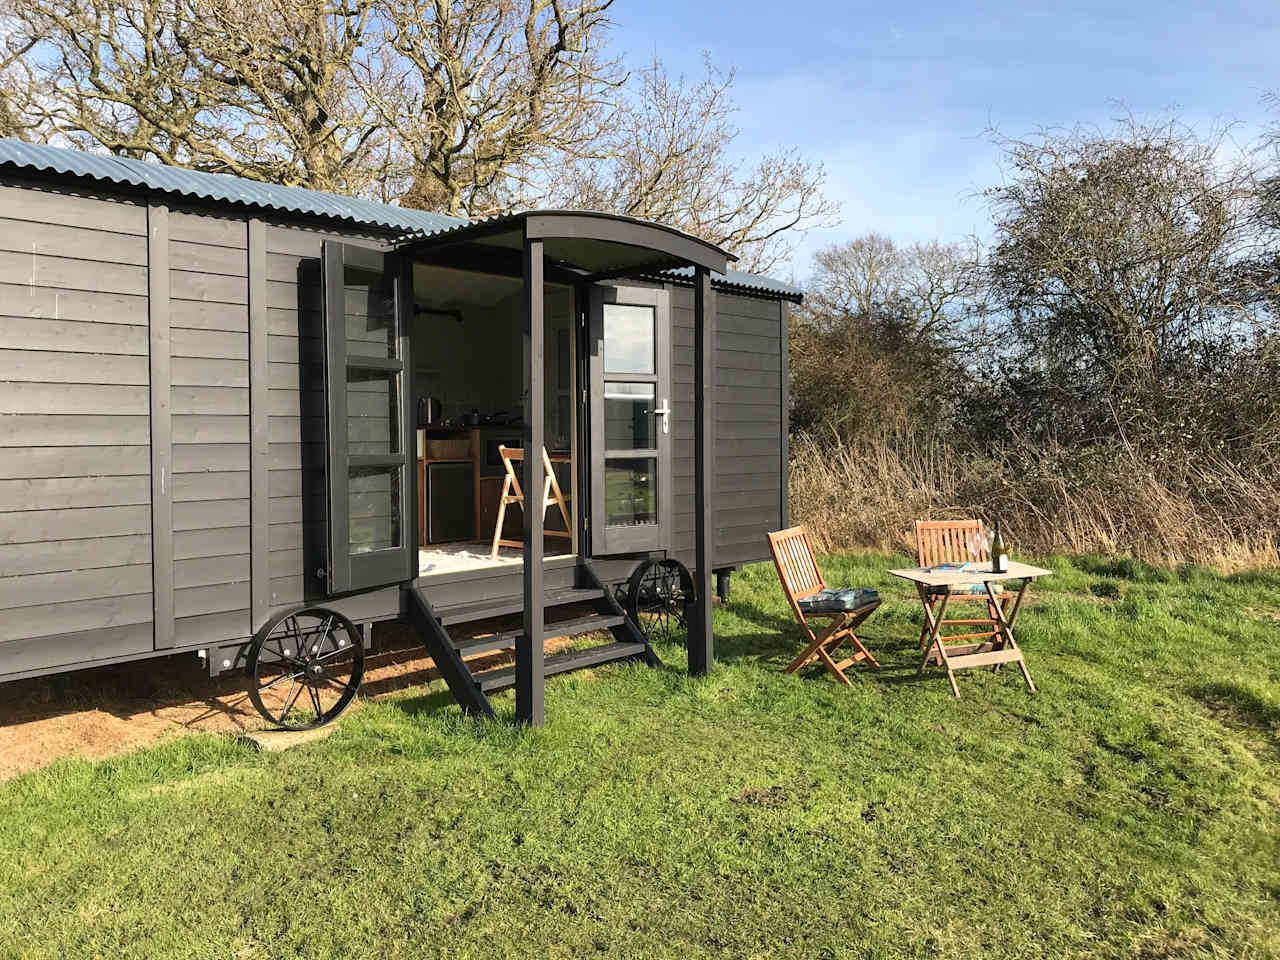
[0,613,589,781]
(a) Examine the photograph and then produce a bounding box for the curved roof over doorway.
[396,209,734,278]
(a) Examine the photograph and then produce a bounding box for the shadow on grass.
[384,687,462,719]
[710,628,798,667]
[713,599,942,694]
[1226,567,1280,589]
[1075,555,1176,584]
[1187,679,1280,742]
[375,598,955,715]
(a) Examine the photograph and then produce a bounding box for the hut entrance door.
[587,285,673,556]
[321,243,416,594]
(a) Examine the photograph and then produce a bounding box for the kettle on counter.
[418,396,442,425]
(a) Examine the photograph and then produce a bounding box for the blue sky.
[608,0,1280,279]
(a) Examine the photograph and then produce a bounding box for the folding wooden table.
[888,561,1051,697]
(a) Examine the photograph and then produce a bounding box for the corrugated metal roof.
[657,264,802,301]
[0,138,800,300]
[0,138,464,235]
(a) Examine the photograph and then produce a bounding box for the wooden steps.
[472,641,648,694]
[404,559,660,718]
[452,613,625,658]
[434,587,603,626]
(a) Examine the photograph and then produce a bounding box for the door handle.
[654,399,671,435]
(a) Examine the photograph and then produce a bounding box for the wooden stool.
[490,446,573,558]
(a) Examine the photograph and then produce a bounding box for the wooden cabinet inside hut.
[415,427,571,547]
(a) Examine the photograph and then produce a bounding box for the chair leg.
[785,612,855,674]
[785,621,841,674]
[847,631,881,670]
[814,643,853,687]
[786,613,881,682]
[990,595,1012,669]
[491,477,512,559]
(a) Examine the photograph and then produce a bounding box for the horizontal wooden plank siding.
[0,250,148,296]
[667,286,784,571]
[0,189,155,676]
[167,212,252,645]
[0,184,147,234]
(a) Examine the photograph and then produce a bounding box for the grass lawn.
[1,553,1278,959]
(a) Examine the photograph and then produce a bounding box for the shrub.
[789,431,1280,568]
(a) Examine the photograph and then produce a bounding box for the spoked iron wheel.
[625,558,694,645]
[246,606,365,730]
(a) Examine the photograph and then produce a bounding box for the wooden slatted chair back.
[498,445,525,501]
[766,526,827,625]
[915,519,986,568]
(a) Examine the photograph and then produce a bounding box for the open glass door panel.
[322,242,415,593]
[589,285,672,555]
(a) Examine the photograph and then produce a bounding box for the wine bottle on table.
[991,520,1008,574]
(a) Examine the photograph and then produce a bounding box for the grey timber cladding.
[167,209,253,648]
[669,287,785,569]
[0,185,156,676]
[0,176,790,681]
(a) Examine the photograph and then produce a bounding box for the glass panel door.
[589,285,671,555]
[322,243,414,593]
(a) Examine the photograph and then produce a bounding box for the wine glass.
[966,530,988,568]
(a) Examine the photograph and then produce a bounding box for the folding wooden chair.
[490,445,573,558]
[766,525,881,685]
[914,519,1008,659]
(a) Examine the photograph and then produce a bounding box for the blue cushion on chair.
[798,587,880,614]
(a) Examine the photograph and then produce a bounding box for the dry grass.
[790,432,1280,569]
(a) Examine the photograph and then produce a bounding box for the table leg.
[917,584,960,697]
[985,578,1036,693]
[916,583,938,673]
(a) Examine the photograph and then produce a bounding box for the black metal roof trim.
[650,265,803,303]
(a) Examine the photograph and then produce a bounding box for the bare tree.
[983,118,1259,382]
[807,233,978,343]
[355,0,620,217]
[4,0,385,192]
[3,1,831,269]
[1246,91,1280,314]
[1259,90,1280,232]
[807,233,902,322]
[542,57,837,273]
[978,117,1279,452]
[789,233,978,441]
[0,0,42,139]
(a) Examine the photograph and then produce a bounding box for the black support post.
[716,569,732,602]
[689,266,715,674]
[517,234,546,725]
